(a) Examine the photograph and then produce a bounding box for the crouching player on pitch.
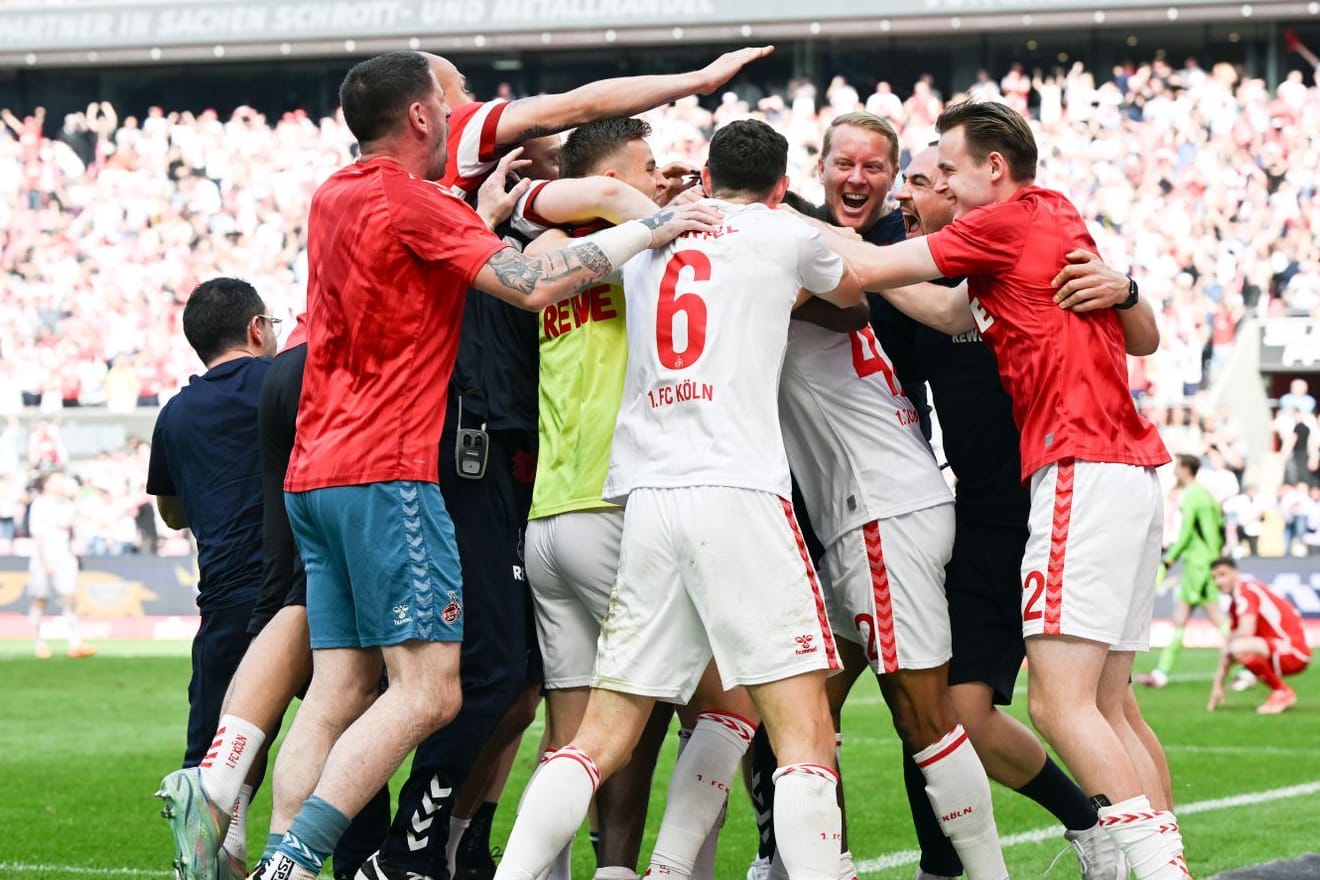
[1206,558,1310,716]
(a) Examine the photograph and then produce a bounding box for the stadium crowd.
[1,52,1319,554]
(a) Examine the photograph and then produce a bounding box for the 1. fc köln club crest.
[441,591,462,624]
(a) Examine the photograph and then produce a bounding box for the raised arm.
[473,202,721,312]
[494,47,773,145]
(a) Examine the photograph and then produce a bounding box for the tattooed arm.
[472,203,721,311]
[494,46,773,146]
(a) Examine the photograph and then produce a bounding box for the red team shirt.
[1232,578,1310,659]
[284,157,506,492]
[927,186,1170,480]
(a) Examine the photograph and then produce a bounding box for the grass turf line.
[0,645,1314,878]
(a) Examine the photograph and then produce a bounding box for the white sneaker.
[1135,669,1168,689]
[747,855,772,880]
[1230,669,1257,692]
[1065,825,1128,880]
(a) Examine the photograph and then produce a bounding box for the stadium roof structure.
[0,0,1316,66]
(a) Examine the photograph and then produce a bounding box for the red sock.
[1240,655,1284,691]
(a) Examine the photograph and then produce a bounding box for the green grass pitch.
[0,642,1315,879]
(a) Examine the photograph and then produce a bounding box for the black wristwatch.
[1116,277,1139,310]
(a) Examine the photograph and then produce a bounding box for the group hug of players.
[151,44,1272,880]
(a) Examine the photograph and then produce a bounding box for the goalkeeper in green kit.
[1138,454,1227,688]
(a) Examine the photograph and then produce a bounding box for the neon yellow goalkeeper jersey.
[528,274,628,519]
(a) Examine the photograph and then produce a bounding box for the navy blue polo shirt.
[147,356,271,611]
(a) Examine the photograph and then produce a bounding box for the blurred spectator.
[1224,484,1266,557]
[1280,482,1311,556]
[1305,485,1320,556]
[1280,378,1316,415]
[865,81,903,121]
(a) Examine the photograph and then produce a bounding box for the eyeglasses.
[255,314,283,328]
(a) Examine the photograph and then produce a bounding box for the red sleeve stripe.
[520,181,555,229]
[477,100,508,162]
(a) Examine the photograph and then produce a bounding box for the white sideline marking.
[856,780,1320,874]
[0,864,171,877]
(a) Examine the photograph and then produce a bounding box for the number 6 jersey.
[602,200,845,503]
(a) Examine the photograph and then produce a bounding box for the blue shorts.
[286,481,464,649]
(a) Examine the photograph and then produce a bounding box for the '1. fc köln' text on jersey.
[603,200,844,502]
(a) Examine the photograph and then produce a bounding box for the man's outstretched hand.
[697,46,775,95]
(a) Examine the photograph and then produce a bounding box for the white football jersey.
[603,200,844,502]
[779,320,953,547]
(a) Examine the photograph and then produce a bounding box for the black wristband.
[1116,277,1140,310]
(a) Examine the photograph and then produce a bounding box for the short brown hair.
[1176,453,1201,475]
[561,117,652,179]
[935,101,1037,182]
[822,112,899,169]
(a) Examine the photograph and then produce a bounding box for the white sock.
[593,868,638,880]
[30,605,45,647]
[496,747,599,880]
[546,839,572,880]
[64,610,80,649]
[448,815,471,879]
[516,750,556,815]
[1099,797,1191,880]
[1155,810,1184,857]
[838,849,857,880]
[688,796,724,880]
[222,784,252,861]
[913,725,1007,880]
[199,715,267,815]
[771,764,842,880]
[649,711,755,877]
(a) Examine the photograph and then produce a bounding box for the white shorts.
[593,486,839,703]
[525,508,624,689]
[28,553,78,599]
[822,503,955,675]
[1021,459,1163,651]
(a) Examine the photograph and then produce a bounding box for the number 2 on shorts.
[1023,569,1045,622]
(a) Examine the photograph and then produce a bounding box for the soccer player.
[1138,454,1227,689]
[492,118,862,880]
[249,51,718,880]
[25,471,93,659]
[892,144,1134,880]
[150,278,277,879]
[817,101,1186,879]
[1206,558,1310,715]
[519,117,700,880]
[367,44,775,876]
[778,283,1008,879]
